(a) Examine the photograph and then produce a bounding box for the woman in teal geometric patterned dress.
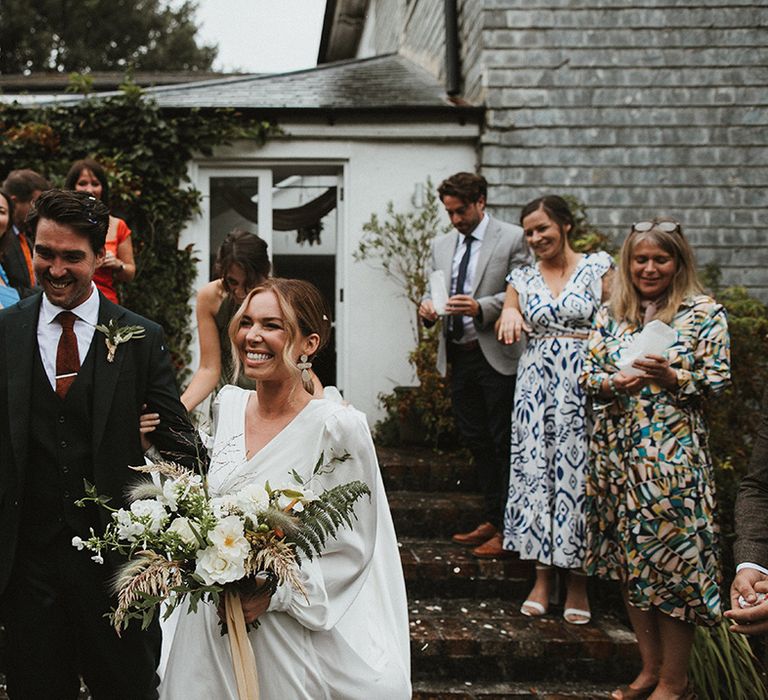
[581,219,730,700]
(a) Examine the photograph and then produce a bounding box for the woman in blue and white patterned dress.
[497,195,612,623]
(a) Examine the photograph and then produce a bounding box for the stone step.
[390,491,485,538]
[412,679,619,698]
[400,539,628,617]
[378,446,477,493]
[400,538,534,600]
[409,598,638,685]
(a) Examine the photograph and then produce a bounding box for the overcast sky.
[191,0,327,74]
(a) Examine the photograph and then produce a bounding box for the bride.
[159,278,411,699]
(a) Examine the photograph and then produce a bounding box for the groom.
[0,190,200,698]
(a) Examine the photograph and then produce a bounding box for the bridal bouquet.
[73,452,370,634]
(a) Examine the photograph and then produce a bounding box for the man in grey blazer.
[419,172,530,558]
[726,387,768,634]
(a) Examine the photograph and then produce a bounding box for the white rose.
[130,499,168,533]
[167,516,199,547]
[194,545,246,585]
[209,515,250,561]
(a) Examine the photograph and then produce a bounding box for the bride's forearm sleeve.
[267,408,380,631]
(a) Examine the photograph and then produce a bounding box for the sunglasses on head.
[631,221,681,234]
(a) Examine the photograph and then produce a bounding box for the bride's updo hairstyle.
[229,278,331,393]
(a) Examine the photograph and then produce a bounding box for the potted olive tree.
[355,180,455,446]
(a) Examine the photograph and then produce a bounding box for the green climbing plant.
[0,78,276,380]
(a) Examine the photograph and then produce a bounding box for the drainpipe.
[444,0,461,96]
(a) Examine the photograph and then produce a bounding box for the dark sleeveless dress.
[214,295,256,391]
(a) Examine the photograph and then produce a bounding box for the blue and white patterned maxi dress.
[503,251,612,568]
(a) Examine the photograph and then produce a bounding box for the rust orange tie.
[55,311,80,398]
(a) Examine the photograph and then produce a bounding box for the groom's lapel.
[92,295,128,453]
[7,295,41,476]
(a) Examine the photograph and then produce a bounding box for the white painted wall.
[180,120,478,422]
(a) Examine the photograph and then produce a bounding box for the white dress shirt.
[37,284,101,390]
[449,213,489,343]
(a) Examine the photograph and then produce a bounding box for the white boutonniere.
[96,319,146,362]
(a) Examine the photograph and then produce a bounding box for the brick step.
[390,491,485,538]
[400,538,533,600]
[378,446,477,492]
[400,539,629,616]
[412,679,619,699]
[409,598,638,685]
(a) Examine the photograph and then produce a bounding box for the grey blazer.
[427,216,531,377]
[734,387,768,567]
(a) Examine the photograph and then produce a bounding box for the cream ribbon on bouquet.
[225,590,260,699]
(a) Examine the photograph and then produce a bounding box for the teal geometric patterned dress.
[581,295,730,626]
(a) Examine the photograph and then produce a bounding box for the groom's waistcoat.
[21,342,100,544]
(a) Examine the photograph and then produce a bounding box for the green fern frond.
[287,481,371,559]
[291,527,324,560]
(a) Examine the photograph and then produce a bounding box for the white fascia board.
[275,120,481,141]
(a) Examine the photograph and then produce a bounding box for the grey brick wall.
[479,0,768,299]
[358,0,767,298]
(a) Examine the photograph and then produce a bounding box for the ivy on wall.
[0,85,274,380]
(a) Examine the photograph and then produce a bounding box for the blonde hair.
[228,278,331,393]
[611,218,702,324]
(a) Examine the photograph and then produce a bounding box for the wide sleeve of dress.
[267,405,384,630]
[580,304,613,398]
[673,296,731,402]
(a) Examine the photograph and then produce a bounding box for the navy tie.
[449,235,474,341]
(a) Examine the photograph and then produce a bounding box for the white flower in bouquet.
[292,488,319,513]
[237,484,270,519]
[114,509,144,542]
[159,479,180,512]
[210,494,241,518]
[130,499,168,533]
[167,516,199,548]
[195,544,247,585]
[72,452,369,636]
[209,515,251,560]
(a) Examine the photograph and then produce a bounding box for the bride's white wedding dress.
[159,386,411,699]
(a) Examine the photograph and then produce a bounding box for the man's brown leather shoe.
[452,522,497,546]
[472,533,513,559]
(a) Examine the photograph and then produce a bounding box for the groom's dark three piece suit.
[0,291,199,698]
